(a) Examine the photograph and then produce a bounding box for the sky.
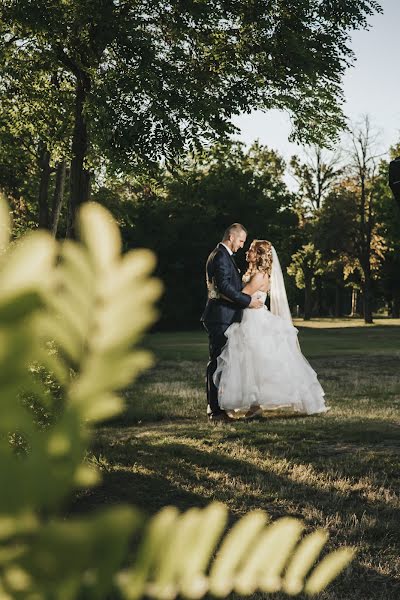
[231,0,400,171]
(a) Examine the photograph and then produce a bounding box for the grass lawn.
[70,318,400,600]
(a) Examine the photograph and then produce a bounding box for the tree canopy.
[1,0,382,232]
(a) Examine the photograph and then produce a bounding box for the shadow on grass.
[84,433,398,516]
[78,326,400,599]
[76,416,400,531]
[68,423,400,599]
[68,467,208,516]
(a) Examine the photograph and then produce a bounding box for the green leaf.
[0,231,56,299]
[75,392,125,423]
[0,290,44,324]
[78,202,122,272]
[117,507,179,600]
[0,195,11,254]
[304,547,356,595]
[209,510,269,596]
[282,530,329,595]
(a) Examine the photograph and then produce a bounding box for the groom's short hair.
[222,223,247,241]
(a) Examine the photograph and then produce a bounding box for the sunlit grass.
[293,317,400,328]
[71,320,400,600]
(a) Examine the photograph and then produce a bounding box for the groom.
[201,223,264,422]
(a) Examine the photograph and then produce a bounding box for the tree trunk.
[304,276,312,321]
[67,78,90,238]
[362,268,373,324]
[392,296,400,318]
[350,287,358,317]
[359,293,364,318]
[334,283,341,318]
[315,277,322,317]
[38,143,51,229]
[51,160,67,237]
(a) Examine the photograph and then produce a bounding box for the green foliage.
[25,0,379,163]
[117,506,355,599]
[287,243,324,290]
[95,140,297,328]
[0,0,383,231]
[0,194,355,598]
[0,26,74,231]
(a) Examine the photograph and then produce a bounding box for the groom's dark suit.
[201,244,252,416]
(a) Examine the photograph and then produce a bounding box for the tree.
[1,0,382,234]
[0,122,38,236]
[0,36,73,233]
[374,143,400,317]
[290,145,344,316]
[287,243,324,320]
[290,145,343,213]
[347,116,384,323]
[314,183,359,317]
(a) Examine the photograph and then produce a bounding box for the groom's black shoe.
[208,410,233,423]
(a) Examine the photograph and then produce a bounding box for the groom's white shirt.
[220,242,233,256]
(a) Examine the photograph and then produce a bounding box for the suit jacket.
[201,243,251,326]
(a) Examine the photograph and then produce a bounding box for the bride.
[213,240,328,417]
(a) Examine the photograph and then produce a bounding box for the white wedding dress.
[213,247,327,417]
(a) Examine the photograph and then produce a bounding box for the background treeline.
[1,0,397,329]
[1,130,399,328]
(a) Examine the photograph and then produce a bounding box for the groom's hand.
[249,295,264,309]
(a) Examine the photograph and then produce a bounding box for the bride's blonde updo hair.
[243,240,273,283]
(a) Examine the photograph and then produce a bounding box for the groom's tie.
[231,253,240,272]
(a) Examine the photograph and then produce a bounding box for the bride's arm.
[242,272,269,295]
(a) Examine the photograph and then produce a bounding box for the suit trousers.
[203,323,229,415]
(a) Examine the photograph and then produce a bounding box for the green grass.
[70,319,400,600]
